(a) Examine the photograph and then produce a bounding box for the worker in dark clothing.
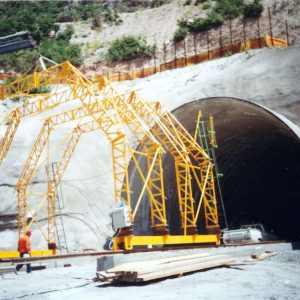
[15,230,32,273]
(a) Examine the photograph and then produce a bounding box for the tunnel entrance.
[129,97,300,242]
[171,97,300,241]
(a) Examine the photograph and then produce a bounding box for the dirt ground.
[1,243,299,300]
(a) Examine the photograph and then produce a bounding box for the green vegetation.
[244,0,263,18]
[0,2,61,42]
[0,25,83,72]
[174,0,263,40]
[202,3,212,10]
[3,75,18,86]
[0,1,120,34]
[107,36,154,61]
[175,2,224,39]
[40,25,83,67]
[10,95,27,103]
[0,50,38,74]
[151,0,172,8]
[28,84,51,95]
[174,27,189,42]
[195,0,208,5]
[0,1,121,72]
[184,0,192,5]
[215,0,245,20]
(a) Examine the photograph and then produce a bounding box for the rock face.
[0,45,299,251]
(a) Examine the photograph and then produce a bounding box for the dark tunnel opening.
[129,97,300,242]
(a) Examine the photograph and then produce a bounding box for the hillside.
[1,0,300,74]
[65,0,300,73]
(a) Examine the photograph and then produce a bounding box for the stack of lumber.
[97,253,234,283]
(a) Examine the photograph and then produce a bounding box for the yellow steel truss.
[98,80,218,234]
[1,61,219,252]
[15,104,128,239]
[0,108,21,165]
[0,61,86,100]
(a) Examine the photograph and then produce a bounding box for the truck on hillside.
[222,223,277,245]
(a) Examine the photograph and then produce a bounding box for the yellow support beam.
[0,249,55,259]
[113,234,220,250]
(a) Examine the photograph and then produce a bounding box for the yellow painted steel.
[47,120,102,245]
[113,234,220,250]
[98,82,197,232]
[12,68,166,246]
[102,86,219,233]
[16,103,128,241]
[0,61,83,100]
[0,85,88,167]
[193,110,202,141]
[1,61,220,252]
[0,108,21,165]
[208,114,217,148]
[0,249,55,259]
[161,112,219,231]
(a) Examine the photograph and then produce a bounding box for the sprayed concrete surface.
[1,243,300,300]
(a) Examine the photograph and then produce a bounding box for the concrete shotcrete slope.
[118,45,300,126]
[0,45,299,251]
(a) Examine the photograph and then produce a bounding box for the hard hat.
[25,230,32,237]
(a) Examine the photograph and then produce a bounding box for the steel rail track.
[0,240,285,265]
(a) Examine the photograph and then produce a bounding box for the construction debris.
[96,253,234,283]
[250,250,277,261]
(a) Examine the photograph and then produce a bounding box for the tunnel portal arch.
[129,97,300,241]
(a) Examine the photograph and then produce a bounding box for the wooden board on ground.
[106,253,211,273]
[97,253,234,283]
[0,266,17,274]
[248,251,277,261]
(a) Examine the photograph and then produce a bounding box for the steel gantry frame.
[45,113,167,248]
[8,65,167,249]
[17,105,167,249]
[98,77,220,249]
[1,61,220,254]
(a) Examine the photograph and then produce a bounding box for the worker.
[15,230,32,273]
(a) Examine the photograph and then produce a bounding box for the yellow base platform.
[0,249,55,259]
[113,234,220,250]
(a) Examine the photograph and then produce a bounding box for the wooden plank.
[102,253,235,283]
[122,255,230,276]
[106,253,211,273]
[0,266,17,274]
[249,251,277,261]
[96,271,120,282]
[124,258,234,282]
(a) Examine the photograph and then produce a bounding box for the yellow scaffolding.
[0,61,220,254]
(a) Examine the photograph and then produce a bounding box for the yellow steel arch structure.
[13,93,167,249]
[98,78,219,234]
[1,61,220,253]
[0,61,87,100]
[0,85,79,166]
[45,114,167,248]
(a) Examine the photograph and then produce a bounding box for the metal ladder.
[197,113,228,230]
[51,162,69,254]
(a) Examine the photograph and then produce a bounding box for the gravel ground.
[1,243,299,300]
